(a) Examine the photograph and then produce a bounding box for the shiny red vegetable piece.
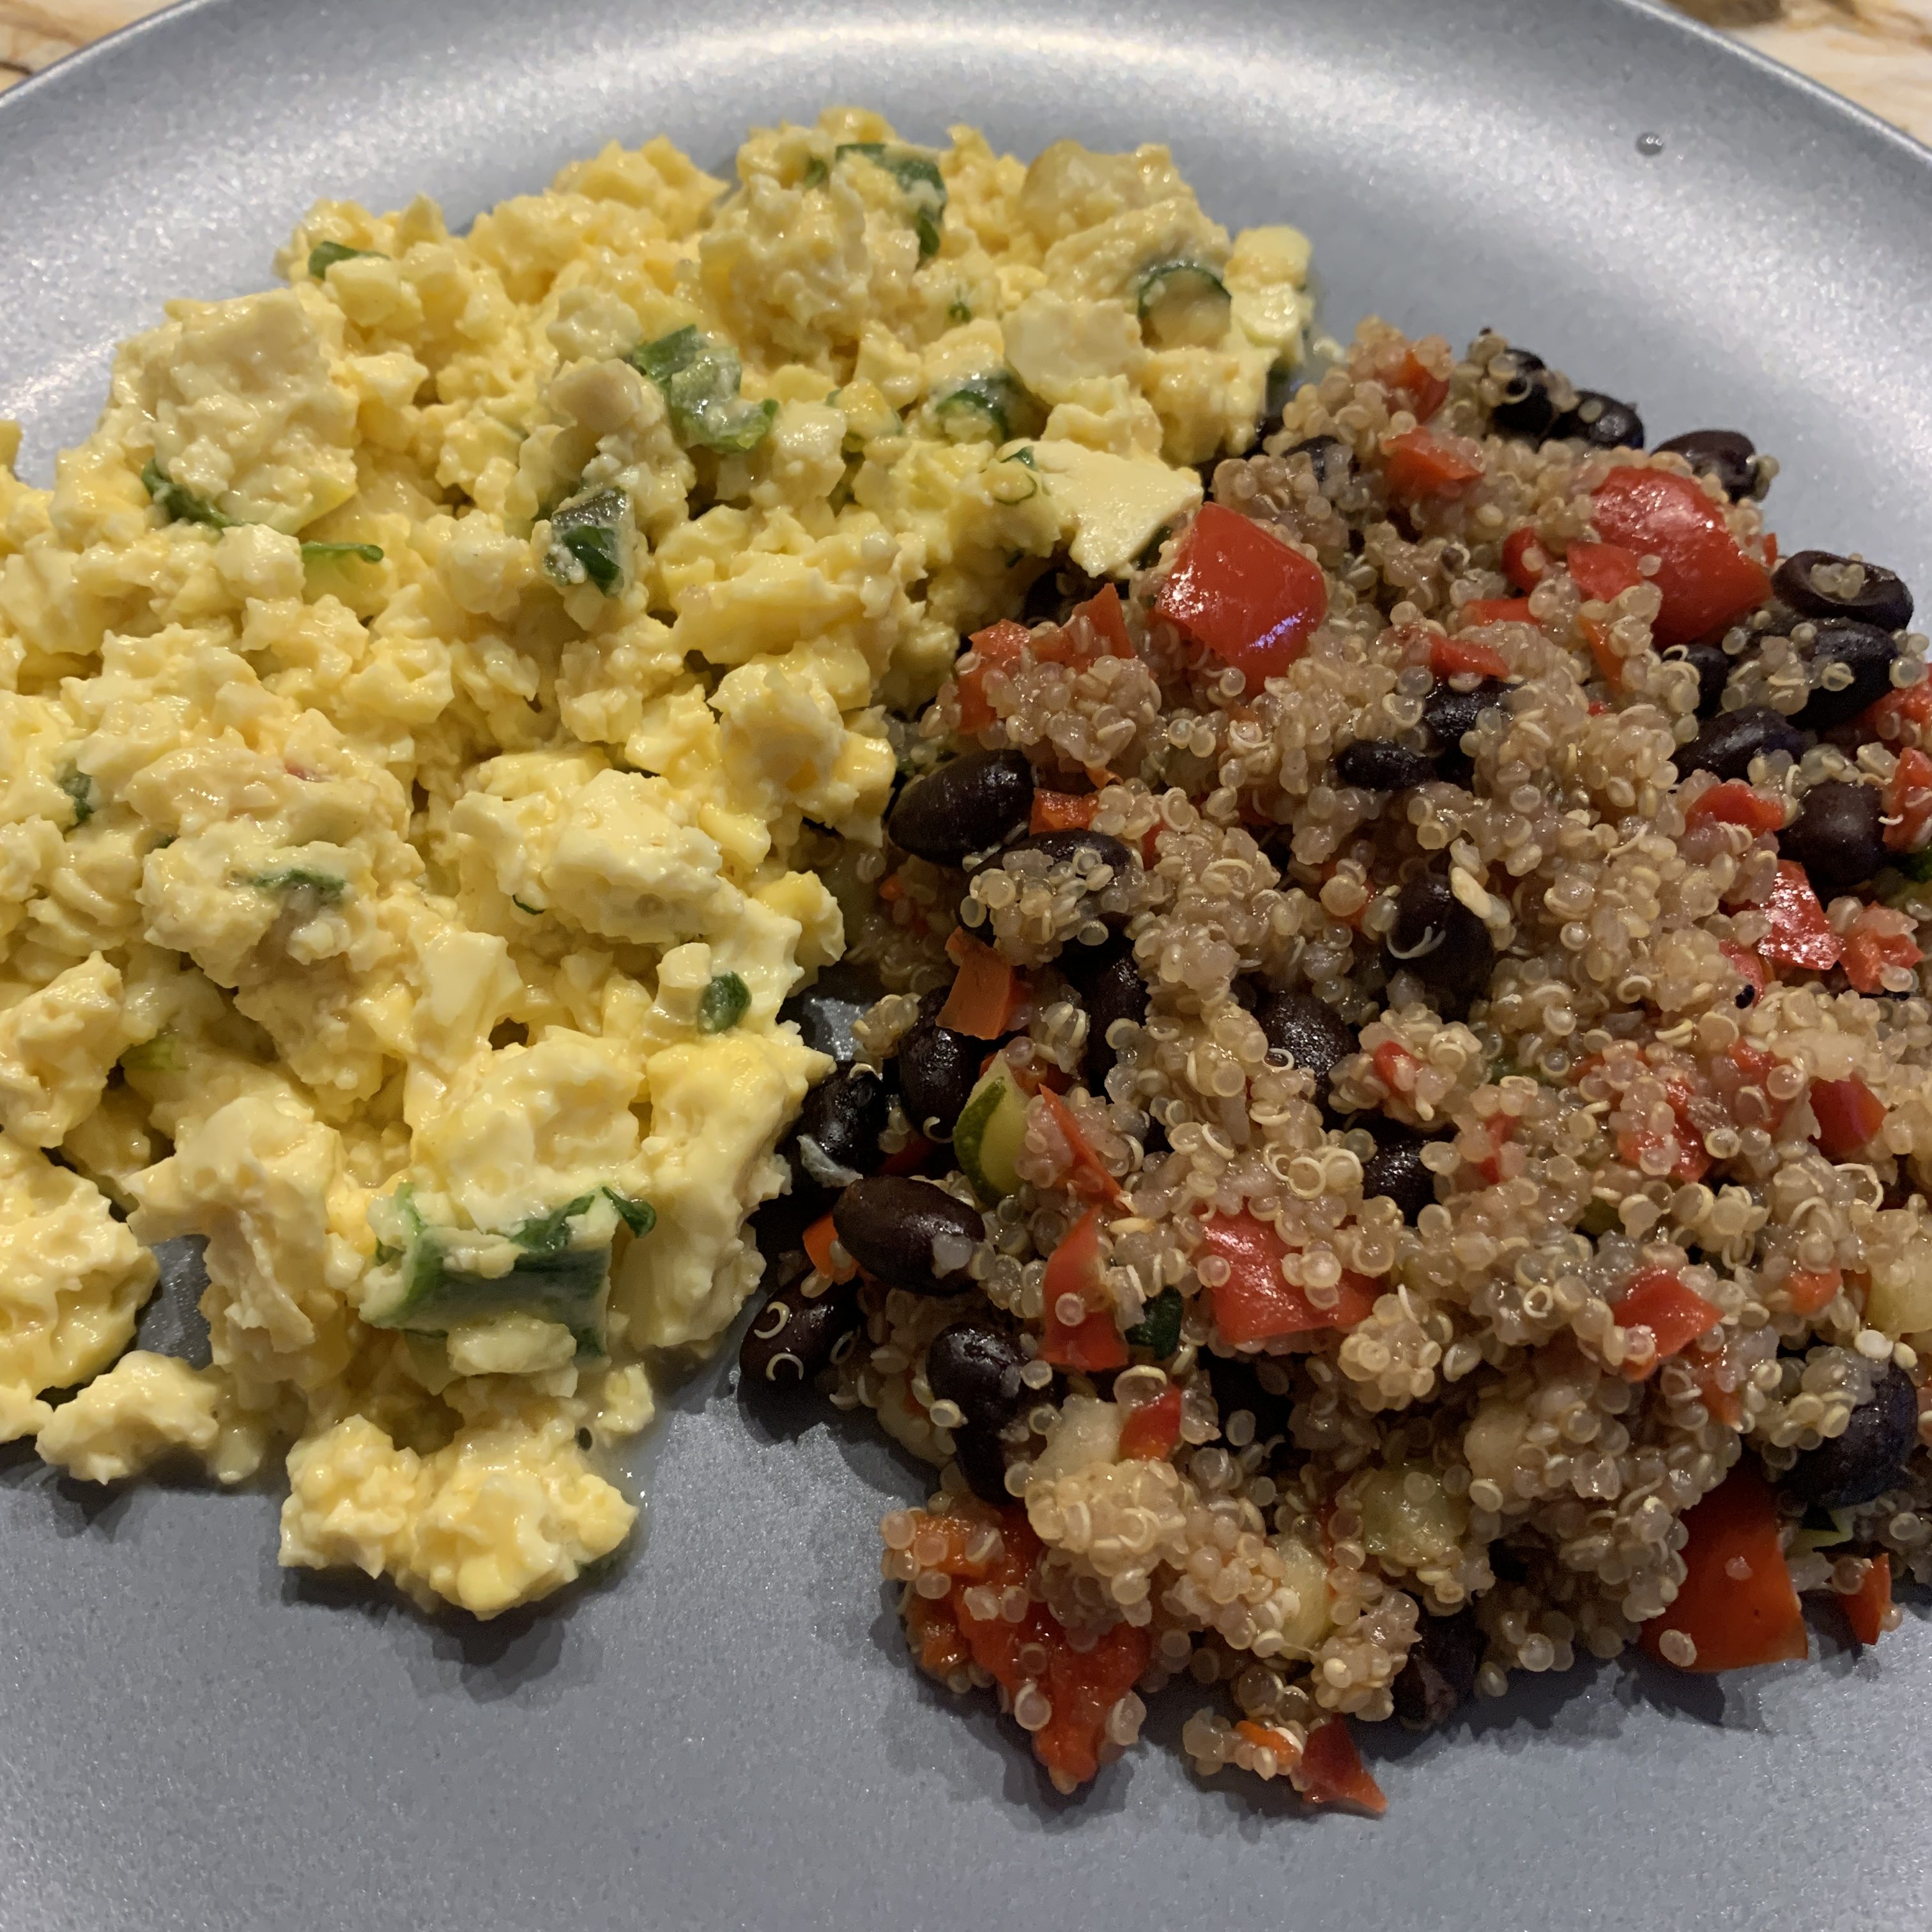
[1590,468,1770,647]
[1686,780,1785,831]
[1810,1073,1887,1160]
[1040,1207,1128,1370]
[1199,1211,1379,1346]
[1383,427,1483,502]
[1611,1268,1722,1379]
[1757,861,1842,972]
[1118,1386,1183,1460]
[1641,1462,1807,1672]
[1432,634,1512,679]
[1502,526,1548,590]
[1154,503,1328,683]
[1292,1718,1388,1815]
[1844,1552,1893,1647]
[1566,539,1645,605]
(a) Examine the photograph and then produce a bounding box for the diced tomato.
[1565,540,1646,606]
[1616,1122,1710,1186]
[1590,468,1771,648]
[1784,1267,1842,1317]
[1431,634,1512,680]
[1041,1207,1128,1372]
[1459,597,1535,630]
[1154,502,1328,684]
[1502,526,1548,590]
[953,619,1029,734]
[1844,1552,1893,1647]
[804,1211,858,1284]
[1642,1462,1807,1672]
[1391,346,1450,422]
[1373,1039,1420,1098]
[1039,1087,1128,1204]
[1117,1385,1183,1460]
[1866,680,1932,746]
[1810,1073,1887,1160]
[1584,616,1627,689]
[1884,747,1932,853]
[1841,905,1924,995]
[1383,427,1483,502]
[940,930,1024,1038]
[1687,781,1785,832]
[1612,1266,1722,1378]
[1758,861,1842,972]
[1292,1718,1387,1816]
[1030,789,1098,835]
[1719,941,1768,1004]
[1198,1212,1379,1346]
[1072,581,1134,657]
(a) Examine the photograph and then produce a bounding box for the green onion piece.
[629,329,776,454]
[834,142,947,261]
[248,868,346,902]
[510,1193,599,1255]
[1134,259,1230,321]
[698,971,751,1034]
[801,157,829,188]
[309,241,383,279]
[56,765,96,827]
[1125,1286,1183,1357]
[512,896,543,916]
[141,459,234,530]
[544,488,628,594]
[602,1189,657,1238]
[934,371,1023,442]
[946,296,972,325]
[300,540,384,565]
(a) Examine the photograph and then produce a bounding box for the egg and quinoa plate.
[0,110,1311,1620]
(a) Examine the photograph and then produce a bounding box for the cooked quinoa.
[742,318,1932,1806]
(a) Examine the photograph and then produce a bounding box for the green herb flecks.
[56,765,96,828]
[801,157,829,188]
[309,241,383,279]
[544,488,627,595]
[141,459,234,531]
[300,540,385,566]
[946,296,972,325]
[835,142,947,260]
[630,327,776,454]
[512,896,543,916]
[698,970,751,1034]
[249,868,347,903]
[602,1189,656,1238]
[1126,1286,1183,1358]
[934,371,1025,443]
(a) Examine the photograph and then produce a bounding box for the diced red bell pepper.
[804,1211,858,1283]
[1373,1039,1420,1098]
[1432,634,1512,680]
[1390,346,1450,422]
[1642,1462,1807,1671]
[1383,427,1483,502]
[1686,781,1786,832]
[1117,1385,1184,1460]
[1810,1073,1887,1160]
[1844,1552,1893,1647]
[940,930,1024,1039]
[1198,1212,1379,1346]
[1784,1267,1842,1317]
[1758,861,1841,972]
[1292,1718,1387,1816]
[1566,540,1646,606]
[1841,906,1924,995]
[1502,526,1548,591]
[1616,1120,1710,1187]
[1072,581,1134,657]
[1612,1267,1721,1378]
[1039,1087,1127,1204]
[1884,747,1932,853]
[953,619,1029,735]
[1590,468,1770,648]
[1687,1353,1745,1429]
[1459,597,1535,630]
[1719,941,1768,1004]
[1041,1206,1128,1371]
[1043,1301,1128,1373]
[1866,680,1932,746]
[1584,615,1628,689]
[1031,789,1098,835]
[1154,502,1328,684]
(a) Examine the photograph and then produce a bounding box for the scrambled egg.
[0,110,1308,1616]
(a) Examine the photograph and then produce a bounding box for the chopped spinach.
[698,970,751,1034]
[602,1188,657,1237]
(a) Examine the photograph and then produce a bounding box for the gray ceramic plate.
[4,3,1931,1928]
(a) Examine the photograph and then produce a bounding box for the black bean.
[1794,620,1901,733]
[1393,1608,1485,1729]
[888,749,1034,862]
[1422,676,1511,788]
[794,1068,891,1183]
[1662,640,1732,717]
[1020,555,1104,626]
[1083,950,1148,1090]
[1361,1131,1436,1223]
[1255,990,1356,1113]
[1000,829,1135,875]
[1335,739,1434,792]
[779,962,886,1066]
[1489,348,1557,441]
[1386,873,1495,1008]
[1774,548,1914,636]
[898,1018,984,1137]
[1781,780,1885,900]
[1202,1353,1294,1450]
[1681,705,1811,781]
[738,1278,862,1389]
[1550,390,1645,450]
[928,1322,1029,1434]
[1780,1361,1921,1509]
[1286,433,1351,491]
[1655,429,1758,502]
[832,1176,983,1296]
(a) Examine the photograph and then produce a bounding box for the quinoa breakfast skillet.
[4,3,1932,1929]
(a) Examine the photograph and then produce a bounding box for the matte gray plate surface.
[3,4,1931,1928]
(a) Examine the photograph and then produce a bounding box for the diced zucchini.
[630,326,776,454]
[1135,259,1232,348]
[1358,1464,1468,1569]
[1126,1285,1183,1358]
[834,141,947,260]
[56,765,96,828]
[698,971,751,1034]
[934,371,1025,443]
[1273,1531,1335,1654]
[300,540,385,566]
[308,241,383,279]
[544,488,628,594]
[953,1056,1030,1204]
[141,459,234,531]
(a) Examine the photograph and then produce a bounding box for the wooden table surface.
[4,0,1930,140]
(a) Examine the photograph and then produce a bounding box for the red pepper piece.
[1431,634,1512,680]
[1758,861,1841,973]
[1198,1212,1379,1346]
[1784,1267,1842,1317]
[1458,596,1535,630]
[1383,427,1483,502]
[1117,1385,1183,1460]
[1842,907,1924,995]
[1719,941,1768,1004]
[1641,1463,1807,1671]
[1392,346,1450,422]
[1590,468,1770,648]
[1502,526,1548,590]
[1292,1718,1387,1815]
[953,619,1030,735]
[939,930,1024,1039]
[1073,581,1134,657]
[1612,1267,1721,1378]
[1810,1073,1887,1160]
[1040,1206,1128,1372]
[804,1211,857,1284]
[1884,746,1932,852]
[1686,780,1786,832]
[1154,503,1328,684]
[1039,1087,1127,1204]
[1844,1552,1892,1647]
[1565,539,1645,605]
[1030,790,1099,835]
